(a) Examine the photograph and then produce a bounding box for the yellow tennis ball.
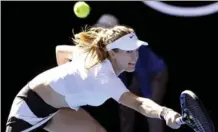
[73,2,90,18]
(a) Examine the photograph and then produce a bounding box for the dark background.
[2,1,218,132]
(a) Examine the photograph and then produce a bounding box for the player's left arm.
[55,45,74,65]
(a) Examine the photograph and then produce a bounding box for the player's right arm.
[119,92,181,129]
[55,45,75,65]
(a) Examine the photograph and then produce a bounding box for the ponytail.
[73,27,109,69]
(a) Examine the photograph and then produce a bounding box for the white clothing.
[7,51,129,131]
[47,58,129,110]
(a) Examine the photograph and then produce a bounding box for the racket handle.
[176,117,185,125]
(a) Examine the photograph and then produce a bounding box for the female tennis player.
[6,25,181,132]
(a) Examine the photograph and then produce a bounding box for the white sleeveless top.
[47,58,129,110]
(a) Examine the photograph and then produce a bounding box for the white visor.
[106,33,148,51]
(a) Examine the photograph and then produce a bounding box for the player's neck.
[109,58,123,76]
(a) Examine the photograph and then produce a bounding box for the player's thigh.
[44,108,107,132]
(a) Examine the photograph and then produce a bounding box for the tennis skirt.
[6,84,58,132]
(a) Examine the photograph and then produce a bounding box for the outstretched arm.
[55,45,75,65]
[119,91,181,129]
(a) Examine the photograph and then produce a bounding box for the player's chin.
[125,67,135,72]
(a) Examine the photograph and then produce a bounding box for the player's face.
[111,49,139,72]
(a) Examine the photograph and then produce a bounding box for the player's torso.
[28,62,78,109]
[28,61,111,110]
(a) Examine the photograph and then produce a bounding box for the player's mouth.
[128,62,136,67]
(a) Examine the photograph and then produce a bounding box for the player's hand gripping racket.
[175,90,215,132]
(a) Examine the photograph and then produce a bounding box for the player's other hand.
[161,107,181,129]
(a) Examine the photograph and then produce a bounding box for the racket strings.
[187,104,204,131]
[184,108,204,131]
[186,96,213,132]
[187,109,204,131]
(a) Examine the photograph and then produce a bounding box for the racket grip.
[175,117,185,125]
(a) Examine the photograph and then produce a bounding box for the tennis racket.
[175,90,215,132]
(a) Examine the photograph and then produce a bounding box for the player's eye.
[126,50,133,53]
[126,49,139,53]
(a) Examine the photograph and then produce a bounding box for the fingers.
[165,111,181,129]
[160,107,182,129]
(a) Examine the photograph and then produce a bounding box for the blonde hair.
[73,25,134,69]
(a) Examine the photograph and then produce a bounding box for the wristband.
[160,107,173,120]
